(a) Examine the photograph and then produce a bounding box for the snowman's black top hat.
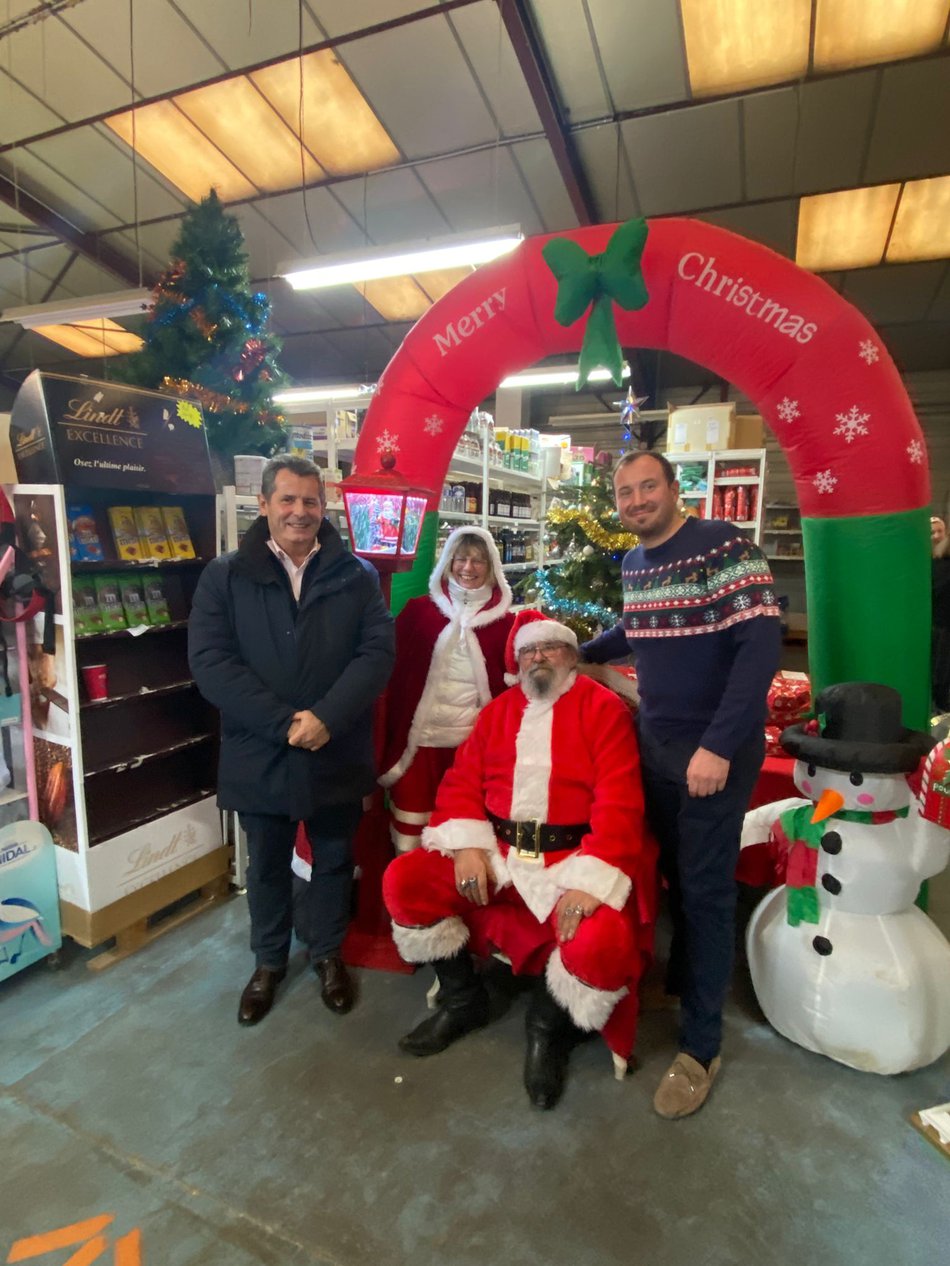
[781,682,934,774]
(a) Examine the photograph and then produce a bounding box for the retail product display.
[763,503,804,560]
[133,506,174,561]
[8,371,225,947]
[66,504,104,562]
[107,506,146,563]
[668,449,766,543]
[744,684,950,1075]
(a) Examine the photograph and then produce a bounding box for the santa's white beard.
[521,662,572,699]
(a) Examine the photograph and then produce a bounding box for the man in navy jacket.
[189,456,394,1026]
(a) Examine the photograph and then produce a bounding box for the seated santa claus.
[382,609,658,1109]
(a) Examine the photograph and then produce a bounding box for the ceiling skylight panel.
[681,0,811,96]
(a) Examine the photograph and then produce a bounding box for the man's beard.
[521,662,570,699]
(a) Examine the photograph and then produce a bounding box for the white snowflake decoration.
[776,397,800,424]
[814,469,837,495]
[649,615,659,628]
[858,340,879,365]
[376,428,400,456]
[833,405,870,444]
[423,414,444,436]
[762,589,776,607]
[907,439,924,465]
[703,609,717,624]
[670,613,686,627]
[733,593,751,611]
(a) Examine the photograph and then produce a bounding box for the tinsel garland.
[160,377,284,426]
[527,568,620,628]
[547,503,638,550]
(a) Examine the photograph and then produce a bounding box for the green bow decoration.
[542,218,650,390]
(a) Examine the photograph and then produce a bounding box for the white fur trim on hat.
[429,526,512,621]
[392,917,469,963]
[545,950,628,1031]
[513,618,578,656]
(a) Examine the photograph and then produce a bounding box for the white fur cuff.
[391,917,469,963]
[556,854,632,911]
[545,949,628,1031]
[423,817,499,854]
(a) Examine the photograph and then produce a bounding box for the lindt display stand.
[7,371,227,966]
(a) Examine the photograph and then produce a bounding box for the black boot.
[523,984,581,1110]
[399,952,490,1056]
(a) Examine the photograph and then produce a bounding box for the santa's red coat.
[384,673,658,1058]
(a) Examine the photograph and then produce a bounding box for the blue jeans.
[636,722,764,1062]
[241,803,362,968]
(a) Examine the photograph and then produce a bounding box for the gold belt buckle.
[515,819,541,861]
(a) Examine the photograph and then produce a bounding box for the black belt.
[488,813,589,859]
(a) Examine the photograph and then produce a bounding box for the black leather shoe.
[524,1029,572,1109]
[523,986,578,1109]
[398,989,490,1056]
[238,965,286,1026]
[314,955,355,1015]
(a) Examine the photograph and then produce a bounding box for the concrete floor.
[2,877,949,1266]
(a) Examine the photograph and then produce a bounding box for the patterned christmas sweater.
[582,517,781,759]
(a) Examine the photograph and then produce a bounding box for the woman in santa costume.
[378,525,514,851]
[290,527,511,898]
[383,611,658,1109]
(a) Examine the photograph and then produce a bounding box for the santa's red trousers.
[384,846,650,1055]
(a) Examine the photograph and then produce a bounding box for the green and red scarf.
[776,803,909,926]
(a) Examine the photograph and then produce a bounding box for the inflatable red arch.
[355,218,932,726]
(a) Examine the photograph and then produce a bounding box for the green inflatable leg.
[802,508,931,730]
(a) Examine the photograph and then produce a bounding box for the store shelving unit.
[6,372,227,948]
[668,449,767,544]
[762,503,804,561]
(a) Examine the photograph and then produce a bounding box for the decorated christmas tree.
[523,451,637,639]
[116,190,286,460]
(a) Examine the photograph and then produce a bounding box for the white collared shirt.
[266,537,320,601]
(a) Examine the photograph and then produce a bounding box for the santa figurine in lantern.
[371,497,401,553]
[743,682,950,1075]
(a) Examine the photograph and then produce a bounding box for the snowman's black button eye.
[812,936,833,956]
[849,772,864,786]
[807,764,817,777]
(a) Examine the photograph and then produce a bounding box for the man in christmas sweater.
[383,611,657,1110]
[582,451,781,1118]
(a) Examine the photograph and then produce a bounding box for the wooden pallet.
[909,1111,950,1163]
[59,846,231,971]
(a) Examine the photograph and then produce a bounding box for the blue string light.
[526,568,620,628]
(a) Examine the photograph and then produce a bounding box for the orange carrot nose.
[811,787,845,824]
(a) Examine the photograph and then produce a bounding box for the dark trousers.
[241,803,362,968]
[636,722,764,1063]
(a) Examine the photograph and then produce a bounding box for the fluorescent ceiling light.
[281,227,522,291]
[682,0,810,96]
[796,185,901,271]
[813,0,949,72]
[105,48,399,204]
[273,384,378,411]
[3,288,152,328]
[500,364,631,389]
[28,320,144,357]
[886,176,950,263]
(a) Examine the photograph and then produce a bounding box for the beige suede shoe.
[653,1052,721,1119]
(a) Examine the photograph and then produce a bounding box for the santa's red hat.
[504,609,578,685]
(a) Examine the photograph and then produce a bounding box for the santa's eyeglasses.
[517,640,570,660]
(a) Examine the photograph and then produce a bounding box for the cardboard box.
[667,403,736,453]
[733,414,765,449]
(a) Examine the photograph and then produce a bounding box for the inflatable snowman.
[745,682,950,1074]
